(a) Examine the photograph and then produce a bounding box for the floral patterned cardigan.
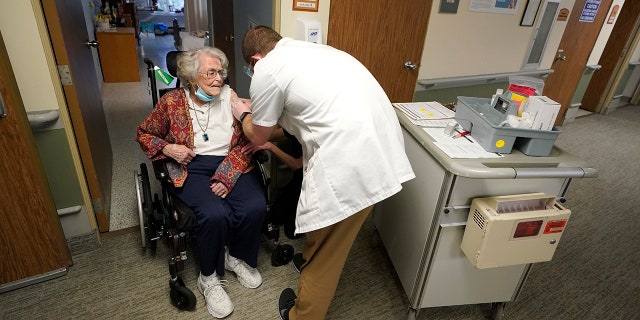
[135,88,252,191]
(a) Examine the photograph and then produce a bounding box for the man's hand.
[231,98,252,121]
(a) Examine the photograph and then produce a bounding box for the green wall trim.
[571,71,595,105]
[615,66,633,97]
[412,69,600,108]
[33,128,83,209]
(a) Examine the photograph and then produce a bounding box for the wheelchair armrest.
[252,150,271,189]
[253,149,269,164]
[152,158,174,184]
[153,152,268,187]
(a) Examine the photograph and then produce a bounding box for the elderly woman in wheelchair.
[136,47,265,319]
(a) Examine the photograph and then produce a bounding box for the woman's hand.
[210,181,229,198]
[162,144,196,166]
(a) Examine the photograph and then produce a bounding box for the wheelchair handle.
[144,58,154,69]
[253,150,269,163]
[144,58,159,106]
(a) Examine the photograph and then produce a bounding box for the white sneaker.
[197,273,234,318]
[225,251,262,289]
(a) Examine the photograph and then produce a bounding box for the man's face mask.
[245,55,262,78]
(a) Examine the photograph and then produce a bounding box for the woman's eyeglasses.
[199,69,227,79]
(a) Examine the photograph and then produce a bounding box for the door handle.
[86,40,99,48]
[226,35,234,42]
[404,61,417,70]
[0,93,7,118]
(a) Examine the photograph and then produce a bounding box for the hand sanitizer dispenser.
[295,18,322,44]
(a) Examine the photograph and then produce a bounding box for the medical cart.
[373,110,597,320]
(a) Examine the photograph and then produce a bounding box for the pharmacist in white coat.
[233,26,415,320]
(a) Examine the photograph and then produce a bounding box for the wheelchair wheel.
[170,276,196,310]
[271,243,294,267]
[135,168,146,248]
[135,163,157,250]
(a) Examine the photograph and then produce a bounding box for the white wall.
[2,1,629,112]
[274,0,571,81]
[419,0,571,79]
[0,1,59,112]
[279,0,329,44]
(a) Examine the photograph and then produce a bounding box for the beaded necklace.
[189,93,211,142]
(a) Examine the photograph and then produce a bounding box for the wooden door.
[543,0,613,125]
[327,0,433,103]
[212,0,236,89]
[582,1,640,113]
[0,31,72,286]
[41,0,113,232]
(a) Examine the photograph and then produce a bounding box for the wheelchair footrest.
[170,230,187,271]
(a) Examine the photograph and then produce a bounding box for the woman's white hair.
[176,47,229,89]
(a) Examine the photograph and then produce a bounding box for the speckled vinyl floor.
[104,34,175,231]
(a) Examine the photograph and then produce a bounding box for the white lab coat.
[250,38,415,233]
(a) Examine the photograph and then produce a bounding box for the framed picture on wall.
[520,0,542,26]
[293,0,319,12]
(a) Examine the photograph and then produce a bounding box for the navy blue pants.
[172,155,266,277]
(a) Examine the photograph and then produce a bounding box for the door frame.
[593,5,640,113]
[211,0,236,89]
[35,0,96,231]
[39,0,105,235]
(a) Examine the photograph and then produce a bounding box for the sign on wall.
[470,0,519,15]
[293,0,319,12]
[579,0,601,22]
[557,8,570,21]
[607,5,620,24]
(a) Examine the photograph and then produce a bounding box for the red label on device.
[544,220,567,234]
[508,84,537,97]
[513,220,543,238]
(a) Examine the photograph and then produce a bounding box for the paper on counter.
[423,127,503,159]
[394,102,455,127]
[410,119,457,127]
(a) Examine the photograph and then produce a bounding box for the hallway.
[103,33,175,231]
[84,34,640,319]
[2,33,639,319]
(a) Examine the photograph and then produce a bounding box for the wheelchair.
[134,51,293,311]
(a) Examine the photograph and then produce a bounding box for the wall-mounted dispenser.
[295,17,322,44]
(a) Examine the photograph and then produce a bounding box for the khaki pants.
[289,205,373,320]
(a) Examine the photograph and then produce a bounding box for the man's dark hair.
[242,26,283,64]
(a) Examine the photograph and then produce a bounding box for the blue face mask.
[195,86,215,102]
